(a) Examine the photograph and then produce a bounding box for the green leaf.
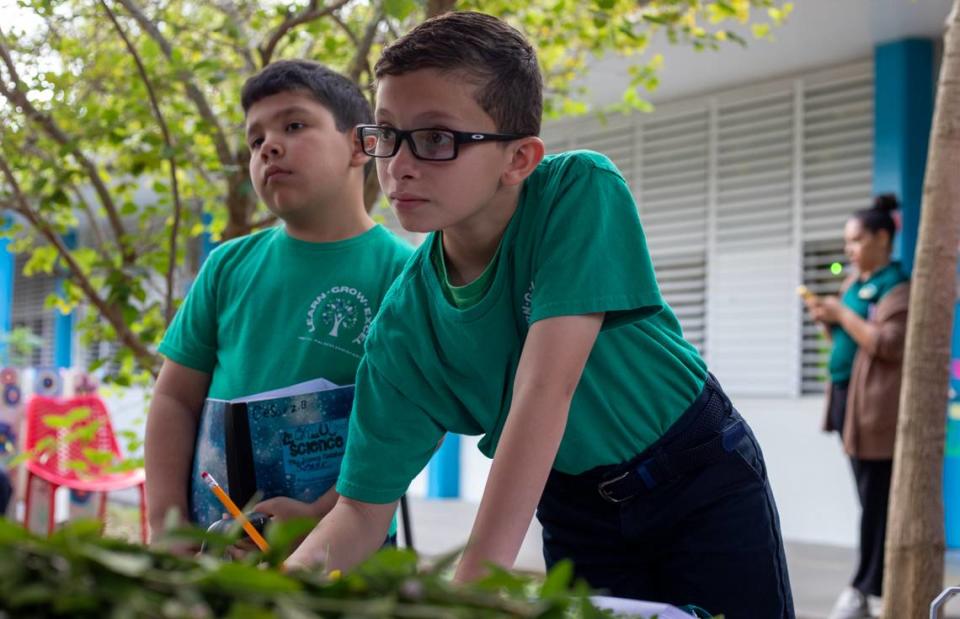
[65,406,92,425]
[383,0,416,20]
[83,547,154,577]
[23,246,58,276]
[201,563,302,595]
[41,413,73,429]
[540,559,573,597]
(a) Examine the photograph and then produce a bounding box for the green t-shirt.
[828,261,909,384]
[159,225,413,399]
[430,232,499,309]
[337,150,708,504]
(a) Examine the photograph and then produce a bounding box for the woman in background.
[804,194,910,619]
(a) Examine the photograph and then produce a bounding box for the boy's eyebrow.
[375,107,466,126]
[245,105,317,136]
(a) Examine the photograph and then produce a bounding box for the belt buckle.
[597,471,633,504]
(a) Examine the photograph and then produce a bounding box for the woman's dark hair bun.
[873,193,899,213]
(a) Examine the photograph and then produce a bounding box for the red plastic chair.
[22,395,146,542]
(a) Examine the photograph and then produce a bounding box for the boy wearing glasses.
[145,61,412,539]
[288,12,794,618]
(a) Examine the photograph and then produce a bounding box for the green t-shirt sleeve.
[337,356,445,504]
[529,154,663,330]
[157,253,219,373]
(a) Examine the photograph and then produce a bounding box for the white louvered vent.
[801,241,847,394]
[11,255,56,367]
[539,59,873,398]
[802,70,873,242]
[708,87,798,395]
[708,247,797,395]
[638,109,709,260]
[715,91,794,249]
[654,254,707,355]
[636,109,709,356]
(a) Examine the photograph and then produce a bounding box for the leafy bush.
[0,518,642,619]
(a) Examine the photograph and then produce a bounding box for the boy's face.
[374,69,523,234]
[245,91,362,222]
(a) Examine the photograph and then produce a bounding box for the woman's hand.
[809,295,844,324]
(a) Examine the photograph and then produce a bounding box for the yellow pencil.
[201,471,270,552]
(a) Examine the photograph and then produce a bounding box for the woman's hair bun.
[873,193,899,212]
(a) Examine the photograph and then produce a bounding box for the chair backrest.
[24,395,123,481]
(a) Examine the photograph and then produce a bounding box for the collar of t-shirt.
[845,261,908,316]
[429,231,500,309]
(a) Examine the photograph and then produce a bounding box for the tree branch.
[0,32,136,266]
[115,0,235,168]
[329,12,360,48]
[16,134,111,255]
[347,7,383,83]
[258,0,353,65]
[211,0,258,73]
[100,0,182,325]
[0,153,160,376]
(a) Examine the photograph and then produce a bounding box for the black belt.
[597,380,746,503]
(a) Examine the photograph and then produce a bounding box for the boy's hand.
[254,496,320,522]
[255,486,340,523]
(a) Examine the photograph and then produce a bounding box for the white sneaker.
[828,587,870,619]
[866,595,883,618]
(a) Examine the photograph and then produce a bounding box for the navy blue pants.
[536,377,795,619]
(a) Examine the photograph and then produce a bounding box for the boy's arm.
[144,358,211,540]
[285,495,397,571]
[455,312,604,582]
[255,485,340,522]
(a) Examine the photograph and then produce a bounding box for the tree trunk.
[223,166,256,241]
[883,2,960,617]
[426,0,455,18]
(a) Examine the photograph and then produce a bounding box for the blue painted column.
[0,218,13,365]
[54,231,77,369]
[880,38,960,547]
[872,39,933,273]
[948,263,960,547]
[427,433,461,498]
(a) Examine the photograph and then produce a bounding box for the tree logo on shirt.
[306,286,373,345]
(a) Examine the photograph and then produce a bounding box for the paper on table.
[590,596,698,618]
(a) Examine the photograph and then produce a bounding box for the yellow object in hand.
[796,285,816,301]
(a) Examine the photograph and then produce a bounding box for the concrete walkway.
[402,498,960,619]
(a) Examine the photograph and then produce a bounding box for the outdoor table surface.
[590,595,697,618]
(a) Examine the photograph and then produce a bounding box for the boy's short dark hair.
[374,11,543,136]
[241,60,372,131]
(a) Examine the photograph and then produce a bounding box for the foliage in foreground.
[0,517,639,619]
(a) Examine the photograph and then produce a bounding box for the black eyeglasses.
[357,125,530,161]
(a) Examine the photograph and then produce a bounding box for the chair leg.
[98,491,108,535]
[400,494,414,551]
[138,483,147,544]
[23,473,33,532]
[47,483,57,537]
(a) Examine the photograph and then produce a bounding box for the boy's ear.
[349,126,371,168]
[501,137,545,187]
